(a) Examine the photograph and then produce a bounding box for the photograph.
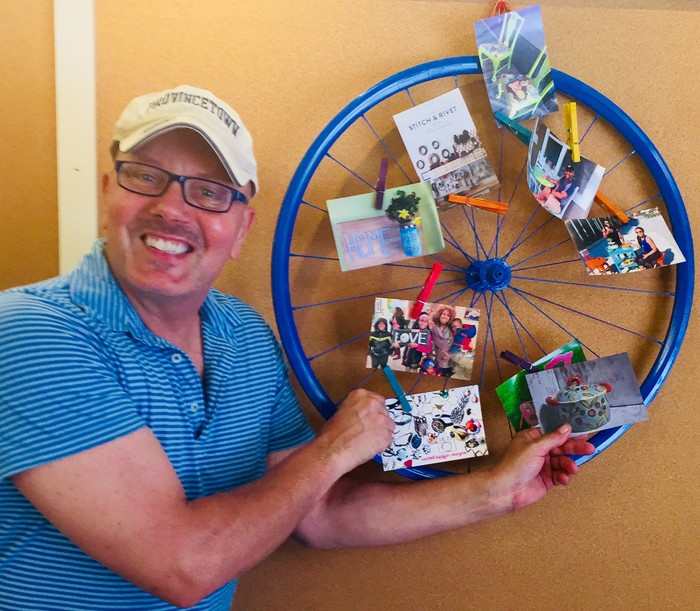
[368,298,480,381]
[496,341,587,432]
[525,353,647,436]
[475,5,558,122]
[565,207,686,275]
[393,88,499,201]
[326,182,445,271]
[381,385,487,471]
[527,119,604,219]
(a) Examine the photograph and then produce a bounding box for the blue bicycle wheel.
[272,56,694,480]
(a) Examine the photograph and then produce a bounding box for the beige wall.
[3,1,700,609]
[1,1,57,288]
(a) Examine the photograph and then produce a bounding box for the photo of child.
[368,298,481,381]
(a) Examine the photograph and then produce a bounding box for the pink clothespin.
[410,262,443,319]
[374,158,389,210]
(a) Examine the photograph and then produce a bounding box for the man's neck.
[127,291,206,376]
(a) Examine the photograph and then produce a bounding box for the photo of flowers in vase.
[326,181,445,271]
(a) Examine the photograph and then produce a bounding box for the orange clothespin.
[564,102,580,163]
[447,194,508,215]
[410,262,443,320]
[374,158,389,210]
[594,191,630,225]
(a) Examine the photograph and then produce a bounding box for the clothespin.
[563,102,580,163]
[493,111,531,146]
[489,0,512,15]
[382,366,412,413]
[448,194,508,215]
[500,350,537,372]
[374,157,389,210]
[594,190,630,225]
[410,262,443,320]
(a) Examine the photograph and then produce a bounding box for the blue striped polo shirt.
[0,240,315,609]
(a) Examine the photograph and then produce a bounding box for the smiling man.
[0,85,593,610]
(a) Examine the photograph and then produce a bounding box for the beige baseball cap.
[112,85,258,195]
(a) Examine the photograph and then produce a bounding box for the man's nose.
[151,180,192,219]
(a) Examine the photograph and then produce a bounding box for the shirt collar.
[69,239,242,339]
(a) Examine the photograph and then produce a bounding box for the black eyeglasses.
[114,160,248,213]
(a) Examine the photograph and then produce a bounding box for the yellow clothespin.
[448,194,508,215]
[564,102,580,163]
[594,190,630,225]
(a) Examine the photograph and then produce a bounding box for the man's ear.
[228,207,256,260]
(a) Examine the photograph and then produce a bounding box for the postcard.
[392,88,498,200]
[326,182,445,272]
[381,385,487,471]
[525,353,647,436]
[496,341,587,432]
[368,297,480,381]
[475,5,558,122]
[564,207,686,275]
[527,120,604,219]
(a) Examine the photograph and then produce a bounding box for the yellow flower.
[414,217,422,226]
[398,209,410,219]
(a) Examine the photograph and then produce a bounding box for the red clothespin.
[499,350,536,372]
[374,158,389,210]
[489,1,513,16]
[411,262,443,320]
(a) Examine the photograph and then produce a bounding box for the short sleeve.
[0,294,145,480]
[265,332,315,454]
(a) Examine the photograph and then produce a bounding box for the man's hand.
[489,424,595,511]
[313,389,394,476]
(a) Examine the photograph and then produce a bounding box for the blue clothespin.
[381,366,412,413]
[494,111,532,146]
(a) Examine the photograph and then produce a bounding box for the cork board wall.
[3,1,700,609]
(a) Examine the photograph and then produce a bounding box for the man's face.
[102,129,255,306]
[565,170,574,179]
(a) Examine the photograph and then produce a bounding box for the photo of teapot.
[542,375,612,433]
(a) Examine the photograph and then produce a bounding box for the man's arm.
[286,415,594,550]
[12,389,395,608]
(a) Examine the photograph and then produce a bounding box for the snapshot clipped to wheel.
[273,3,693,477]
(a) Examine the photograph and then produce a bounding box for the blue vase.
[400,223,423,257]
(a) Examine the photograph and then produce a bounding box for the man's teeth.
[144,236,189,255]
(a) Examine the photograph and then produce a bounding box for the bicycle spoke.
[493,290,546,357]
[511,274,675,297]
[326,153,374,189]
[308,332,368,362]
[512,257,581,272]
[507,237,572,269]
[507,286,599,357]
[441,221,477,263]
[604,150,636,177]
[301,198,328,213]
[513,286,663,345]
[361,115,412,182]
[292,278,462,310]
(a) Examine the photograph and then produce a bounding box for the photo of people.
[475,5,558,122]
[564,207,686,275]
[525,353,647,436]
[368,298,480,381]
[381,385,487,471]
[527,119,604,219]
[393,88,499,201]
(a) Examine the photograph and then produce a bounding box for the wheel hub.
[464,258,512,292]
